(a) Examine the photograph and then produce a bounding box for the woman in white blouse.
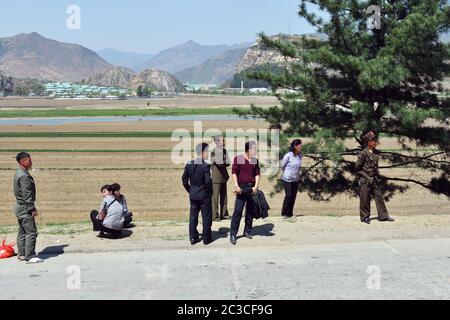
[280,139,302,218]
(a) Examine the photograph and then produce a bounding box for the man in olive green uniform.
[211,136,231,221]
[355,131,395,224]
[13,152,41,262]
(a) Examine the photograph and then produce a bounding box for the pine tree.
[236,0,450,200]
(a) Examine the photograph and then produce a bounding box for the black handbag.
[239,184,254,194]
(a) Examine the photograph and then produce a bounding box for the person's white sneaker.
[26,257,44,264]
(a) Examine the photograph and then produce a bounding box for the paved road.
[1,238,450,299]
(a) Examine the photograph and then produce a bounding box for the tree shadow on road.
[38,244,69,260]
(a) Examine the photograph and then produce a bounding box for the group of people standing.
[181,131,395,246]
[11,129,395,262]
[181,136,303,246]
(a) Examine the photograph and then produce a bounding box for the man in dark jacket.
[182,143,213,245]
[355,131,395,224]
[13,151,43,263]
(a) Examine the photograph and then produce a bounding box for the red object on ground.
[0,239,15,259]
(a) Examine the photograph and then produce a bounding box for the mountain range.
[136,40,252,74]
[0,32,328,87]
[173,47,249,85]
[0,32,111,82]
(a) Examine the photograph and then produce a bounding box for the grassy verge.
[0,107,240,118]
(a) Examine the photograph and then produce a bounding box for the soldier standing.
[355,131,395,224]
[211,135,231,221]
[13,152,43,263]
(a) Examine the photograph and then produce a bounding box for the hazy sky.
[0,0,321,54]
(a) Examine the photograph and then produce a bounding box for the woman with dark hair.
[280,139,303,218]
[90,184,125,238]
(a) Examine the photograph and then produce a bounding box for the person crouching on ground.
[229,141,260,245]
[182,143,213,245]
[90,184,125,238]
[110,183,133,228]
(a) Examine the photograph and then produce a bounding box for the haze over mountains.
[136,40,253,74]
[96,49,155,72]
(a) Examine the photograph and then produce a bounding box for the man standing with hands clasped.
[13,152,43,263]
[211,135,231,221]
[356,131,395,224]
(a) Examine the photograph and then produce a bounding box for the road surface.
[1,237,450,300]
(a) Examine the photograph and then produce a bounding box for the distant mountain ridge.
[96,48,155,72]
[0,32,112,82]
[138,40,252,73]
[174,47,248,85]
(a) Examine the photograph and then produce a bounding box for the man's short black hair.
[16,151,31,163]
[196,143,209,155]
[245,141,256,153]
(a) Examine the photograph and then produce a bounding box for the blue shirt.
[280,151,302,182]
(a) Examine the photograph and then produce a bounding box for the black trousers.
[90,210,121,236]
[189,198,212,241]
[124,212,133,228]
[230,192,255,237]
[281,180,299,217]
[359,181,389,221]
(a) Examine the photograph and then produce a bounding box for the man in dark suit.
[182,143,213,245]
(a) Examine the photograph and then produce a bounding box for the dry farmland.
[0,118,449,226]
[0,95,279,109]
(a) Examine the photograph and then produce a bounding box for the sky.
[0,0,321,54]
